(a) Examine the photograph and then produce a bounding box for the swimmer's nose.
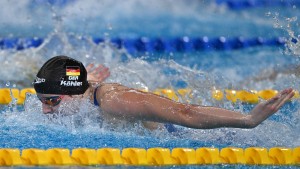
[42,104,54,114]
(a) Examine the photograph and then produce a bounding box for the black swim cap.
[33,55,89,95]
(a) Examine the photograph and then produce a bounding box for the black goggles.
[37,96,64,107]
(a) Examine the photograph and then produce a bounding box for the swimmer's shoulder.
[82,83,120,106]
[86,83,128,109]
[96,83,128,97]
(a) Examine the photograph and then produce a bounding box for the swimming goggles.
[38,96,64,107]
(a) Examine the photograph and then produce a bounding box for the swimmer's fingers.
[273,88,294,110]
[95,65,110,82]
[93,64,106,73]
[92,65,109,76]
[98,70,110,82]
[87,64,110,82]
[249,88,294,127]
[86,63,95,72]
[265,95,280,105]
[265,88,294,111]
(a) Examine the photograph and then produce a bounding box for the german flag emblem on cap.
[66,66,80,76]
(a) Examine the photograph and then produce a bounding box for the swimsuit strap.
[94,86,100,106]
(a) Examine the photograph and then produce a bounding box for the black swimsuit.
[94,87,100,106]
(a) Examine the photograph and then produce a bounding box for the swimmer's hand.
[86,63,110,83]
[247,88,294,127]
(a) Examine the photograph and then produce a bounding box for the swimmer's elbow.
[244,123,258,129]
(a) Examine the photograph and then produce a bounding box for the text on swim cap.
[60,80,82,86]
[68,76,78,80]
[60,75,82,86]
[34,77,46,84]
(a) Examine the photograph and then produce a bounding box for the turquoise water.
[0,0,299,168]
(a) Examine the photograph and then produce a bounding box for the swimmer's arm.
[97,84,294,129]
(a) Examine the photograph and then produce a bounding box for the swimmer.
[33,55,295,129]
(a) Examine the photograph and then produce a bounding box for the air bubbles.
[183,36,189,42]
[265,11,271,17]
[285,17,297,22]
[5,81,10,87]
[219,36,226,43]
[107,23,113,30]
[269,12,300,57]
[203,36,209,43]
[104,32,109,37]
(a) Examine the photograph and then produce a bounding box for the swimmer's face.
[37,93,72,114]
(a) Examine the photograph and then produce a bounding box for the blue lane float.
[0,38,43,50]
[216,0,300,10]
[0,36,286,53]
[93,36,286,53]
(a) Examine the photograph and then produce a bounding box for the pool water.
[0,0,299,167]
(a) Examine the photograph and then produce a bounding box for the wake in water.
[239,11,300,89]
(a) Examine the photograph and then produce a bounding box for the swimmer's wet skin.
[33,55,295,129]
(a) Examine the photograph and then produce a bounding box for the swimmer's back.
[96,83,177,132]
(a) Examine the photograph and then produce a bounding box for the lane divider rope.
[0,36,286,53]
[0,88,298,105]
[0,147,299,166]
[216,0,300,10]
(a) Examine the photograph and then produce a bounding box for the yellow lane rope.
[0,88,300,105]
[0,88,298,105]
[0,147,299,166]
